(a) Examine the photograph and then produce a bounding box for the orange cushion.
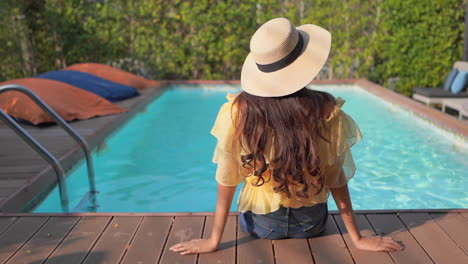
[65,63,158,90]
[0,78,127,125]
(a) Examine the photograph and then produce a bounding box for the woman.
[170,17,404,255]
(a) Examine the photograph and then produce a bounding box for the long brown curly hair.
[231,87,335,199]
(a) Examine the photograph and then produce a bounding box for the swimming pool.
[32,84,468,212]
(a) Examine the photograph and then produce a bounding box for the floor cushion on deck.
[37,70,139,102]
[0,78,127,125]
[412,87,468,98]
[65,63,158,90]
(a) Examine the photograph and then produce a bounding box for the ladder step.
[72,191,99,212]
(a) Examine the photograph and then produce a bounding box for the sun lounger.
[442,98,468,120]
[412,61,468,105]
[412,88,468,105]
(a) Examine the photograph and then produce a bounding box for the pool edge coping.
[1,208,467,217]
[354,79,467,138]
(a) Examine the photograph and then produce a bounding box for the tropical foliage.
[0,0,464,95]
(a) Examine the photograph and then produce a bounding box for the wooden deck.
[0,211,467,264]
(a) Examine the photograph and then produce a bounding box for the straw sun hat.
[241,17,331,97]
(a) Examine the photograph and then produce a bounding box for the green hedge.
[372,0,465,95]
[0,0,464,95]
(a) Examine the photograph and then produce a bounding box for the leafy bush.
[0,0,464,96]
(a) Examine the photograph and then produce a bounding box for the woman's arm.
[169,183,237,255]
[329,183,404,252]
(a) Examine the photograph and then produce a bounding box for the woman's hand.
[354,236,404,252]
[329,184,405,253]
[169,238,218,255]
[170,183,237,255]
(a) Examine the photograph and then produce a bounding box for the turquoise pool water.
[33,84,468,212]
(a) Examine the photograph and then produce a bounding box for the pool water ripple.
[33,85,467,212]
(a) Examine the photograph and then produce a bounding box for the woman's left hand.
[169,238,218,255]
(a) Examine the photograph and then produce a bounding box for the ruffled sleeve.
[319,97,362,188]
[211,93,246,186]
[210,93,237,153]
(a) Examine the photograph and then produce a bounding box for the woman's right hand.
[169,238,218,255]
[353,236,404,252]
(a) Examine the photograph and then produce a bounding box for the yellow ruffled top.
[211,93,362,214]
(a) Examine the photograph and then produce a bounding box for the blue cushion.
[450,70,468,94]
[36,70,139,102]
[443,68,458,91]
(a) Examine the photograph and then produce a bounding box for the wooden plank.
[0,128,94,138]
[308,216,353,264]
[120,216,172,264]
[0,173,34,180]
[198,215,236,264]
[430,213,468,254]
[367,213,432,264]
[0,156,56,164]
[0,217,17,235]
[0,216,48,263]
[7,149,69,158]
[0,188,17,199]
[334,214,394,264]
[44,216,111,264]
[82,216,142,264]
[0,180,27,188]
[273,238,313,264]
[399,213,468,264]
[461,213,468,221]
[237,220,275,264]
[6,216,79,264]
[0,138,74,148]
[0,165,47,174]
[159,216,205,264]
[0,140,74,155]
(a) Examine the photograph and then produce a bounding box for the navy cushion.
[450,70,468,94]
[443,68,458,91]
[36,70,139,102]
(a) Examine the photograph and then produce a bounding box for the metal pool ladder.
[0,84,98,212]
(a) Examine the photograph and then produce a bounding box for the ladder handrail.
[0,84,98,211]
[0,109,69,212]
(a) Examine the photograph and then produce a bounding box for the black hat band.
[256,33,304,73]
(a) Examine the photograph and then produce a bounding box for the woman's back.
[211,88,362,214]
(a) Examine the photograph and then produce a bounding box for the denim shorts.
[239,203,328,239]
